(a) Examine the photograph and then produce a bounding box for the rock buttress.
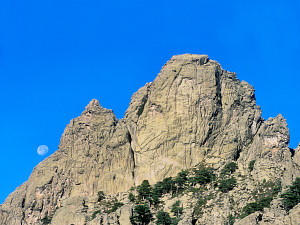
[125,54,262,185]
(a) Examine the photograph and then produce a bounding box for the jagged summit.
[169,53,210,64]
[85,99,101,110]
[82,98,115,116]
[0,54,299,225]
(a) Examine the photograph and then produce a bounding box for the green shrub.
[130,204,153,225]
[258,196,273,209]
[174,170,189,193]
[137,180,152,200]
[272,181,282,195]
[219,177,237,193]
[130,186,136,191]
[220,162,238,177]
[241,202,258,218]
[109,202,124,213]
[155,211,173,225]
[171,200,183,218]
[97,191,105,202]
[248,160,256,171]
[150,177,176,202]
[225,214,235,225]
[189,166,215,186]
[150,190,162,206]
[281,177,300,211]
[129,192,136,202]
[41,215,52,224]
[240,180,283,218]
[160,177,176,194]
[241,196,272,218]
[91,210,101,220]
[193,196,207,216]
[150,181,166,205]
[152,182,164,197]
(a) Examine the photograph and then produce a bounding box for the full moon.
[37,145,49,156]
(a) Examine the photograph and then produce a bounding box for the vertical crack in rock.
[127,131,136,185]
[136,94,148,118]
[21,198,25,209]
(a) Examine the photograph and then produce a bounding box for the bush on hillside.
[218,177,237,193]
[248,160,256,172]
[220,162,238,177]
[281,177,300,211]
[189,166,215,186]
[130,204,153,225]
[171,200,183,218]
[155,211,173,225]
[137,180,152,200]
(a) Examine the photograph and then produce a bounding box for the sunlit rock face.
[59,99,135,196]
[0,99,135,225]
[0,54,299,225]
[126,54,262,184]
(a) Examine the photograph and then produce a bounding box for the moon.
[37,145,49,156]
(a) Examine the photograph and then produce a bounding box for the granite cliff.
[0,54,299,225]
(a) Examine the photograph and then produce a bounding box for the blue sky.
[0,0,299,203]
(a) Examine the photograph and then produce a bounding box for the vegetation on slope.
[281,178,300,212]
[87,162,300,224]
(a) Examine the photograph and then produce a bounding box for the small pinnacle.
[87,99,101,107]
[84,99,102,113]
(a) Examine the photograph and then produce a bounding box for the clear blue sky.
[0,0,299,203]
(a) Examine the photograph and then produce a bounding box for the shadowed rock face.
[0,54,299,225]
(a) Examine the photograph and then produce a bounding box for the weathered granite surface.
[0,54,299,225]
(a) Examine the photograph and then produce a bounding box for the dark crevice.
[192,218,197,225]
[127,132,132,145]
[201,126,213,146]
[128,131,136,184]
[254,118,264,136]
[214,67,223,109]
[21,197,25,208]
[290,148,295,157]
[199,56,208,65]
[130,146,136,180]
[21,211,25,223]
[233,146,242,161]
[40,201,44,213]
[137,95,148,118]
[257,213,263,222]
[238,116,264,160]
[47,176,54,185]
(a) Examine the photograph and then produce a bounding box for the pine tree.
[130,204,153,225]
[155,211,173,225]
[137,180,152,200]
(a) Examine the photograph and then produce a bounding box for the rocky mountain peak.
[0,54,299,225]
[84,98,102,111]
[169,53,210,65]
[82,98,113,116]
